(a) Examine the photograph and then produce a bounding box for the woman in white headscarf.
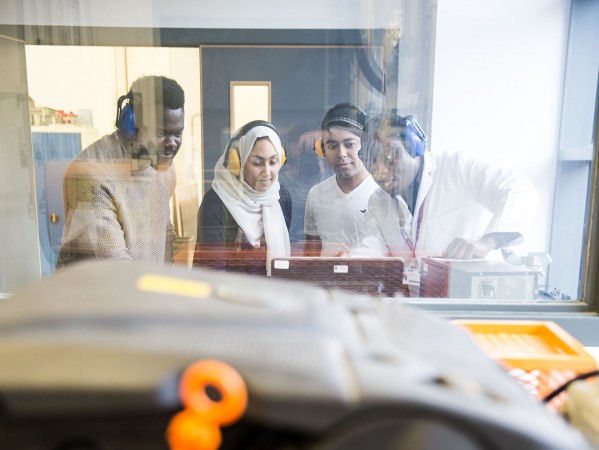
[193,120,291,276]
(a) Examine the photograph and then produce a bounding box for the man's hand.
[302,235,322,257]
[442,236,498,259]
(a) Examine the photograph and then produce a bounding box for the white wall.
[0,35,41,293]
[432,0,570,253]
[25,46,118,137]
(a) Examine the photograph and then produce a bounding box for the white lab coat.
[350,151,539,265]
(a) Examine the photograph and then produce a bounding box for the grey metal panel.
[0,34,41,293]
[548,0,599,301]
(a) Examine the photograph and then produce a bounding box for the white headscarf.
[212,124,291,275]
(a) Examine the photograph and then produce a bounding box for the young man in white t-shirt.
[303,103,380,256]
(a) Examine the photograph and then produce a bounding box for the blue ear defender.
[115,94,136,139]
[403,116,427,157]
[391,114,428,157]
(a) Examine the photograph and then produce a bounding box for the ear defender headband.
[315,103,368,158]
[389,114,428,157]
[115,94,136,139]
[223,120,286,177]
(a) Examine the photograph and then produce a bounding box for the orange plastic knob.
[180,359,248,426]
[166,409,222,450]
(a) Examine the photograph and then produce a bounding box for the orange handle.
[180,359,248,426]
[167,359,248,450]
[167,410,221,450]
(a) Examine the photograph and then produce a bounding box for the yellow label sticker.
[137,275,212,299]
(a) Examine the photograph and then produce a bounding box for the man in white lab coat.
[348,113,539,287]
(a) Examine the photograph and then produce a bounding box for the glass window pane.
[1,0,597,309]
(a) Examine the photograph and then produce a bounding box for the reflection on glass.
[4,0,596,305]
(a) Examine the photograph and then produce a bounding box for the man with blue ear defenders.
[348,112,540,295]
[114,78,185,170]
[57,75,185,268]
[303,103,380,256]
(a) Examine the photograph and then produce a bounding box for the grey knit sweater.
[57,132,175,269]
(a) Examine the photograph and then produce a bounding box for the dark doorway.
[200,45,385,191]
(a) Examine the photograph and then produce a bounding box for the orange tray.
[453,320,598,404]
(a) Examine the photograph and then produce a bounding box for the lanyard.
[400,225,416,258]
[399,199,426,259]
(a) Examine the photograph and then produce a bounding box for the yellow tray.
[453,320,597,371]
[453,320,598,403]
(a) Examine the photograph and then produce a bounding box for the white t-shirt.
[304,174,380,256]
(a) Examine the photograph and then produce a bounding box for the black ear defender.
[389,113,428,157]
[223,120,286,177]
[314,103,368,158]
[115,94,136,139]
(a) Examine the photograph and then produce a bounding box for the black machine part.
[0,261,592,450]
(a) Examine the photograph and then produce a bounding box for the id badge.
[403,267,421,286]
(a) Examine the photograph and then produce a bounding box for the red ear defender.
[314,139,325,158]
[226,146,242,177]
[279,147,286,167]
[224,120,285,176]
[226,143,285,177]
